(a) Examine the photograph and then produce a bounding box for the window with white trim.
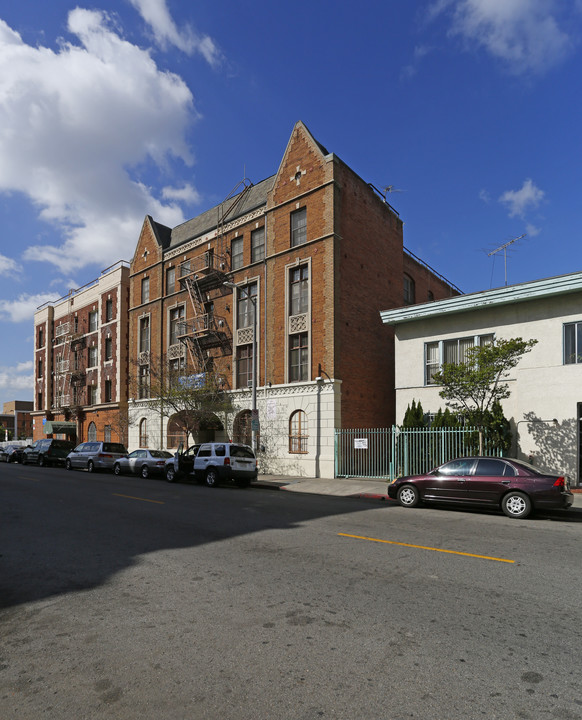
[289,410,308,453]
[425,334,494,385]
[231,237,244,270]
[251,227,265,263]
[564,322,582,364]
[291,208,307,247]
[139,316,150,353]
[169,305,185,346]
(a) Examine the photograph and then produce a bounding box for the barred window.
[289,410,308,453]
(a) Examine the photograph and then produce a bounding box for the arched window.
[289,410,308,453]
[139,418,148,447]
[104,425,112,442]
[87,422,97,442]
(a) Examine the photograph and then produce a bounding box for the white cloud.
[525,222,541,237]
[161,183,202,204]
[0,293,61,323]
[428,0,574,74]
[0,362,33,393]
[0,254,21,275]
[479,188,491,203]
[128,0,222,65]
[0,10,201,273]
[499,178,544,218]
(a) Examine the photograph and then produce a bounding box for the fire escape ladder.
[180,276,208,371]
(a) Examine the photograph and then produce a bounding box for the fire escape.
[52,298,87,414]
[177,180,254,380]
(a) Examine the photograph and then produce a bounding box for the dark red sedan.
[388,457,573,519]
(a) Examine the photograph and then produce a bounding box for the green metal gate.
[334,427,501,480]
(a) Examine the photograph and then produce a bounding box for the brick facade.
[127,122,459,476]
[32,262,130,445]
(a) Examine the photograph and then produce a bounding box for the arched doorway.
[166,410,225,448]
[233,409,259,448]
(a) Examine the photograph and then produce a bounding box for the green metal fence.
[334,427,502,480]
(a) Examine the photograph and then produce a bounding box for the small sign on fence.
[354,438,368,450]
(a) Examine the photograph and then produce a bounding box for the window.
[141,277,150,304]
[474,459,515,477]
[425,334,495,385]
[166,266,176,294]
[104,379,112,403]
[168,356,186,374]
[139,419,148,447]
[38,358,42,378]
[87,385,97,405]
[236,344,253,388]
[169,305,185,346]
[289,410,308,453]
[139,316,150,353]
[104,425,112,443]
[105,298,113,322]
[290,265,309,316]
[289,332,308,382]
[89,311,98,332]
[231,237,244,270]
[74,316,79,333]
[404,274,415,305]
[251,227,265,263]
[105,336,113,361]
[37,392,43,410]
[291,208,307,247]
[237,283,257,329]
[38,327,44,348]
[428,290,435,302]
[138,365,150,399]
[564,322,582,364]
[88,346,98,368]
[87,422,97,442]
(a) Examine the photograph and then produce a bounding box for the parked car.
[0,444,26,463]
[164,444,201,483]
[194,442,257,488]
[388,456,574,519]
[114,449,173,478]
[22,438,75,467]
[66,441,128,472]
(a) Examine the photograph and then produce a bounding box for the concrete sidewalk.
[253,474,582,506]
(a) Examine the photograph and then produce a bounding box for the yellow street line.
[113,493,165,505]
[338,533,514,564]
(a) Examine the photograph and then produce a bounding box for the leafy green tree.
[432,337,535,454]
[432,337,537,424]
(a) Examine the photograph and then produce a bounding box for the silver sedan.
[113,449,173,479]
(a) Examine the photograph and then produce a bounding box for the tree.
[432,337,537,422]
[132,353,239,446]
[432,337,536,453]
[401,399,426,428]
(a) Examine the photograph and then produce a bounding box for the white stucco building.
[380,271,582,486]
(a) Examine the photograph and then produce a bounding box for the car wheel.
[205,468,219,488]
[165,465,177,483]
[87,460,95,473]
[397,484,420,508]
[38,455,46,467]
[502,491,532,519]
[66,459,72,471]
[113,463,121,476]
[141,465,149,479]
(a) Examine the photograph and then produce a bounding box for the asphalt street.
[2,462,582,720]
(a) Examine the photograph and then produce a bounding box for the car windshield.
[150,450,172,458]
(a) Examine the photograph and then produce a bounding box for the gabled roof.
[168,175,275,250]
[380,270,582,326]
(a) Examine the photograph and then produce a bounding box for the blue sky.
[1,0,581,408]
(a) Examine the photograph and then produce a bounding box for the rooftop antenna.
[487,234,526,287]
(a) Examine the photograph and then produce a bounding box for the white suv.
[194,442,257,487]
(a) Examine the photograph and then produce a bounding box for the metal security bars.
[334,427,502,481]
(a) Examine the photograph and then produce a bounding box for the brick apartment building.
[128,122,459,477]
[0,401,33,441]
[32,261,130,445]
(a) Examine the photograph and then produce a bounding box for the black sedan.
[113,449,173,478]
[0,444,26,463]
[388,457,574,519]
